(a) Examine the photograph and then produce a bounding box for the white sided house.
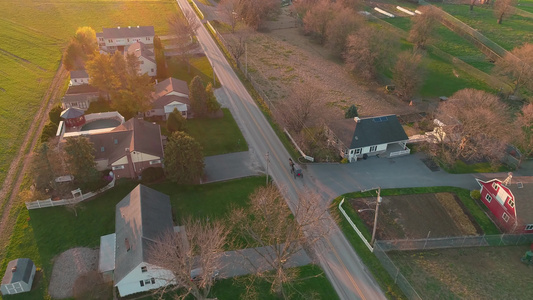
[146,78,190,120]
[327,115,410,162]
[126,42,157,77]
[69,70,90,86]
[61,84,100,111]
[97,26,155,53]
[98,184,175,297]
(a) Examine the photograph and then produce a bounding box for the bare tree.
[226,26,251,65]
[168,10,200,72]
[231,185,331,298]
[435,89,511,166]
[274,83,321,133]
[302,0,333,44]
[325,6,363,57]
[408,6,440,50]
[344,25,399,81]
[218,0,240,33]
[149,218,229,300]
[393,50,425,103]
[494,0,517,24]
[236,0,279,30]
[513,103,533,160]
[494,43,533,94]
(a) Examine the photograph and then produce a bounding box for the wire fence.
[373,242,423,300]
[376,233,533,251]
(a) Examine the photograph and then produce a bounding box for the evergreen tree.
[345,104,358,119]
[167,108,187,133]
[205,83,221,114]
[164,131,204,184]
[189,76,208,118]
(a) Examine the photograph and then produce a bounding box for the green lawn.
[167,55,219,87]
[438,4,533,51]
[0,0,180,185]
[442,160,513,174]
[0,176,266,300]
[186,108,248,156]
[210,265,339,300]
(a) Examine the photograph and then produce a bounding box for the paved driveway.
[203,151,262,183]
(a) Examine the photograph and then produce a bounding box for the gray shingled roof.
[126,42,155,64]
[70,70,89,79]
[60,107,84,119]
[66,84,99,95]
[114,185,173,284]
[152,95,190,109]
[102,26,155,39]
[350,115,408,149]
[153,78,189,99]
[507,182,533,225]
[62,93,100,104]
[2,258,34,285]
[87,118,163,164]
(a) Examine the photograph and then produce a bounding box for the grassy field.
[0,176,266,300]
[186,108,248,156]
[389,245,533,299]
[167,54,219,86]
[438,4,533,51]
[0,0,180,185]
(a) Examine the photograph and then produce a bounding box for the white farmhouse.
[97,26,155,53]
[99,184,175,297]
[126,42,157,77]
[69,70,90,86]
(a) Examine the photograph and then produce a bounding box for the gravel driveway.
[49,247,99,299]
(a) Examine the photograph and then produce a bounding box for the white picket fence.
[25,177,115,210]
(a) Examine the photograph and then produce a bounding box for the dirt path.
[0,65,67,260]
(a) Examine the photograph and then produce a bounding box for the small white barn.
[99,184,175,297]
[1,258,36,295]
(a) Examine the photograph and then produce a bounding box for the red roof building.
[476,178,533,233]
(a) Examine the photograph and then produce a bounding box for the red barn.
[476,178,533,233]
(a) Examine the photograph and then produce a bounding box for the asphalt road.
[175,0,386,299]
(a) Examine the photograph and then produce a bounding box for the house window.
[151,278,155,284]
[492,182,500,191]
[139,280,144,287]
[181,111,186,116]
[485,194,492,203]
[147,37,151,40]
[108,39,113,43]
[370,146,377,152]
[141,266,147,273]
[151,68,154,72]
[74,79,77,82]
[140,60,144,64]
[112,165,125,170]
[508,197,515,208]
[525,224,533,231]
[101,146,105,152]
[114,139,118,144]
[144,279,151,284]
[127,38,130,42]
[150,159,161,165]
[502,212,510,223]
[355,148,361,155]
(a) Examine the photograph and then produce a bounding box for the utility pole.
[371,187,382,246]
[213,66,216,86]
[265,151,270,185]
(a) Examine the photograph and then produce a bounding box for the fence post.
[500,233,504,246]
[395,267,400,284]
[462,236,466,246]
[423,231,431,250]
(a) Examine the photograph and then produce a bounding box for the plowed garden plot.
[388,245,533,299]
[348,193,482,239]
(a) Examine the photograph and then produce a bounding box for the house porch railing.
[389,149,410,157]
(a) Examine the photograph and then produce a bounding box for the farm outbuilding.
[0,258,36,295]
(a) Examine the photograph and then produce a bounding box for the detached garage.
[1,258,36,295]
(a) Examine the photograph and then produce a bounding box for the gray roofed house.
[86,118,164,179]
[327,115,410,162]
[61,84,101,111]
[147,78,190,120]
[126,42,157,76]
[97,26,155,54]
[69,69,90,86]
[102,26,155,39]
[113,184,175,297]
[1,258,36,295]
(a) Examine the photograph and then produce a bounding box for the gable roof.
[2,258,34,285]
[153,78,189,99]
[152,94,190,110]
[102,26,155,39]
[66,84,99,95]
[114,185,173,284]
[87,118,163,164]
[479,178,533,225]
[70,70,89,79]
[62,93,100,104]
[126,42,155,64]
[350,115,408,149]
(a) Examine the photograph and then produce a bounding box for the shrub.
[49,105,63,125]
[341,157,349,164]
[470,189,481,200]
[40,121,58,143]
[345,104,358,119]
[142,167,165,183]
